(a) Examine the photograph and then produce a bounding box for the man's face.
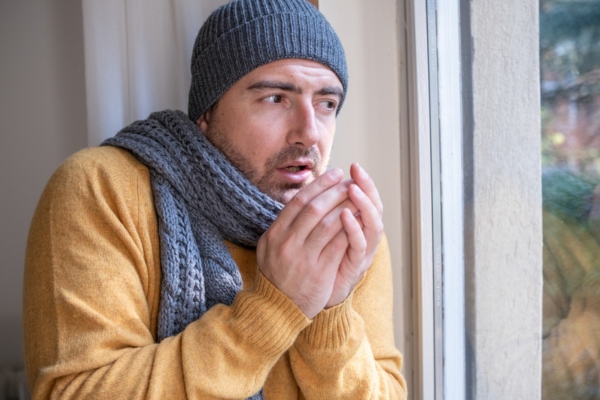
[197,59,343,204]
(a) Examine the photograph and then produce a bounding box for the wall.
[466,0,542,398]
[0,0,88,367]
[321,0,411,387]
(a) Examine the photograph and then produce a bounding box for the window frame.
[403,0,543,398]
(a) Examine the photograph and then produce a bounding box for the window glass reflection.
[541,1,600,398]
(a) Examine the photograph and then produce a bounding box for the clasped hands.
[257,163,383,319]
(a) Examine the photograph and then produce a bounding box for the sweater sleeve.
[23,147,311,399]
[287,233,408,399]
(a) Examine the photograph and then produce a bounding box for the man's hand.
[257,168,358,319]
[326,163,384,308]
[257,163,384,319]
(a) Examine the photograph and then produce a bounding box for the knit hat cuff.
[187,12,348,122]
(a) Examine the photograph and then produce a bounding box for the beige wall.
[467,0,542,398]
[321,0,411,387]
[0,0,88,367]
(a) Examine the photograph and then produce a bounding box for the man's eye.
[265,95,283,103]
[322,100,337,110]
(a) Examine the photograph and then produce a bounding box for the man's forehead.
[242,59,344,90]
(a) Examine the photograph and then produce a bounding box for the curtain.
[82,0,229,146]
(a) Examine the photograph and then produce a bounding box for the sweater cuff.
[298,294,354,349]
[230,271,311,357]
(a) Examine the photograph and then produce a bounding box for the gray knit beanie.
[187,0,348,123]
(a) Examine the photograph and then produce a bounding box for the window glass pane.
[541,1,600,398]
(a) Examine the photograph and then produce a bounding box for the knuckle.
[318,216,337,234]
[374,220,384,234]
[264,226,279,241]
[335,183,349,198]
[292,192,310,208]
[359,241,369,253]
[258,233,268,249]
[304,201,321,217]
[318,172,335,189]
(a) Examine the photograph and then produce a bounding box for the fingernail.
[352,184,364,197]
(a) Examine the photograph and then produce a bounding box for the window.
[540,0,600,398]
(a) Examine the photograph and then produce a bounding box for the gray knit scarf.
[103,109,282,400]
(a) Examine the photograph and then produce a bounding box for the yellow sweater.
[23,146,407,399]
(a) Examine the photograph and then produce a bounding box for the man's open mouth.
[285,165,308,172]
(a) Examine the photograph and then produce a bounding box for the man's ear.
[197,110,211,133]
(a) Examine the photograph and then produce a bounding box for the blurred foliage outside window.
[541,0,600,175]
[541,1,600,399]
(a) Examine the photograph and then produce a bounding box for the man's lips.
[276,159,315,183]
[281,165,310,173]
[278,158,315,169]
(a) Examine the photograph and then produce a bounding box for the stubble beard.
[204,124,324,204]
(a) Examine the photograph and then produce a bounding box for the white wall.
[0,0,88,367]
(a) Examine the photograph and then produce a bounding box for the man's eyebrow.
[246,81,344,100]
[316,86,344,101]
[247,81,302,94]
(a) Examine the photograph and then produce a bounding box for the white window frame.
[407,0,466,400]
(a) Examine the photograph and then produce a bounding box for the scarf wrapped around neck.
[103,110,282,399]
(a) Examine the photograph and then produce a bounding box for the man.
[23,0,407,398]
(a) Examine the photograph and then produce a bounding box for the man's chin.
[259,176,318,204]
[270,188,301,204]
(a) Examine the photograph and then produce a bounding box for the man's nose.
[287,101,320,148]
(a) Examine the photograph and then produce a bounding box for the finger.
[341,208,367,258]
[323,209,369,309]
[275,168,344,230]
[287,179,355,244]
[350,163,383,217]
[348,183,383,252]
[304,198,358,248]
[318,227,349,269]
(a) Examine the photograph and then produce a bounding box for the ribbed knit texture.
[187,0,348,123]
[103,110,283,399]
